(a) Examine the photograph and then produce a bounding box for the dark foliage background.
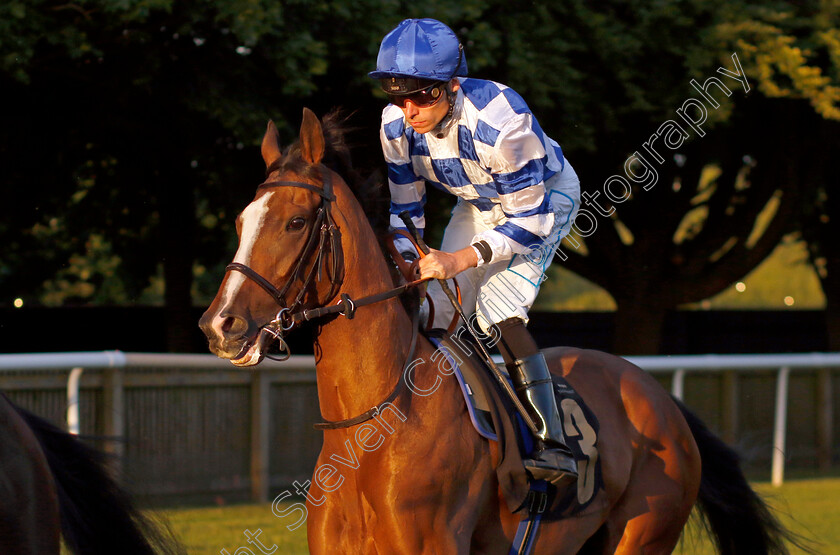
[1,0,838,353]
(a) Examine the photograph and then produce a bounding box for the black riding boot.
[508,352,578,488]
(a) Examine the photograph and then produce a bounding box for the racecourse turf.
[161,478,840,554]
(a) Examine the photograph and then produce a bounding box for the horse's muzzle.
[198,308,253,360]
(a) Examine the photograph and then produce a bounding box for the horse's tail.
[673,397,812,555]
[13,403,184,555]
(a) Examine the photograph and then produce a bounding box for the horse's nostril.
[220,313,248,338]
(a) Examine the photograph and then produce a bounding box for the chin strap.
[432,84,461,138]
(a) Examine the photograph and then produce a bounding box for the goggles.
[381,78,447,108]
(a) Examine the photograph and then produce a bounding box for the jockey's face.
[400,79,460,134]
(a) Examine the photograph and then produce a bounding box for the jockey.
[370,18,581,488]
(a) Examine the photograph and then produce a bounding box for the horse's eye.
[287,217,306,231]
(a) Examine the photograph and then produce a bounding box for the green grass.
[162,502,309,554]
[162,478,840,554]
[676,478,840,554]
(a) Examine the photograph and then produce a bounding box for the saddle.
[427,330,602,517]
[385,233,602,517]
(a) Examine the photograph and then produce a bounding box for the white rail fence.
[0,351,313,503]
[0,351,837,500]
[627,353,840,486]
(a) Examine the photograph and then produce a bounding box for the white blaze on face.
[209,192,274,340]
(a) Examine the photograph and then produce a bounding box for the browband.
[259,180,336,201]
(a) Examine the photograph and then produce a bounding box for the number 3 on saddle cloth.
[384,234,603,529]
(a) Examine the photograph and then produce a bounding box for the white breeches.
[428,161,580,331]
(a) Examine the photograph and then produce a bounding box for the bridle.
[225,167,347,360]
[225,166,425,359]
[224,165,429,430]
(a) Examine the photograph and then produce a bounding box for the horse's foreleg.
[363,514,473,555]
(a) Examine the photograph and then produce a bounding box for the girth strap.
[510,480,549,555]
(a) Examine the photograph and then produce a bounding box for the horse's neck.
[314,298,412,421]
[311,188,414,424]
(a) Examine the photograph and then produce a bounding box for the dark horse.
[0,393,182,554]
[200,108,799,554]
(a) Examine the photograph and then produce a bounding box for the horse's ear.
[299,107,325,165]
[261,120,283,169]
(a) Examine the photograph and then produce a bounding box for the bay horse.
[200,108,799,554]
[0,393,183,554]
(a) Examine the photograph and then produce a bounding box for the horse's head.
[199,108,345,366]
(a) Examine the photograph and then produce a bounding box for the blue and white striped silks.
[380,77,578,264]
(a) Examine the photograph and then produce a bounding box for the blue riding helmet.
[369,18,468,82]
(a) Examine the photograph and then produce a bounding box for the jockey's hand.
[418,246,478,280]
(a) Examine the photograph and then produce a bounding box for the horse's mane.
[268,110,390,238]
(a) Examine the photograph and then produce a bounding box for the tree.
[0,0,397,349]
[559,97,807,354]
[711,1,840,350]
[0,0,593,349]
[2,0,836,354]
[525,1,839,353]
